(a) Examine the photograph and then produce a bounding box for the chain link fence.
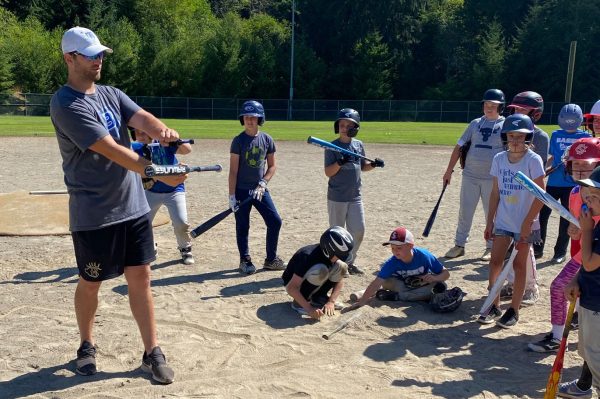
[1,93,595,124]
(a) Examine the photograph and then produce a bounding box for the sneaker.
[263,256,287,270]
[445,245,465,259]
[521,286,539,307]
[558,379,593,399]
[76,340,97,376]
[496,307,519,328]
[500,282,513,300]
[477,304,502,324]
[291,300,307,315]
[348,263,365,275]
[534,251,543,259]
[570,312,579,330]
[480,248,492,261]
[552,255,566,264]
[239,256,256,275]
[180,247,194,265]
[141,346,174,384]
[376,289,400,301]
[528,332,561,353]
[154,242,159,256]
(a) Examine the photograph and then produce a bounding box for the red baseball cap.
[382,227,415,246]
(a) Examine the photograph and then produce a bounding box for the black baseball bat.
[190,197,253,238]
[147,139,195,147]
[422,182,448,237]
[144,164,222,177]
[307,136,376,163]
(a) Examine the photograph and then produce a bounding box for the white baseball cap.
[61,27,113,56]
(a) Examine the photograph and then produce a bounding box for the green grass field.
[0,115,558,146]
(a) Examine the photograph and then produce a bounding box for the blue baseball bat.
[307,136,375,163]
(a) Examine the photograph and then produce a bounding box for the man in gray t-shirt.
[443,89,505,261]
[51,26,182,384]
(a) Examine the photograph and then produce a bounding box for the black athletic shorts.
[71,213,156,282]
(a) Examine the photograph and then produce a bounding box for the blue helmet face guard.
[239,100,265,126]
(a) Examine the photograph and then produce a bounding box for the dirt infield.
[0,137,574,398]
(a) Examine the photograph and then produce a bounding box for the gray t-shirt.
[457,116,505,180]
[50,85,148,231]
[532,126,550,166]
[230,131,276,190]
[324,138,365,202]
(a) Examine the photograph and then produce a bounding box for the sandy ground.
[0,137,584,399]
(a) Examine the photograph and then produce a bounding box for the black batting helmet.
[507,91,544,123]
[334,108,360,137]
[320,226,354,262]
[481,89,505,113]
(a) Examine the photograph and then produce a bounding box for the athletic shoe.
[154,242,159,256]
[496,307,519,328]
[534,251,543,259]
[180,247,194,265]
[558,379,593,399]
[291,300,307,315]
[444,245,465,259]
[477,304,502,324]
[521,286,539,307]
[263,256,287,270]
[239,256,256,275]
[528,332,561,353]
[500,282,513,300]
[76,340,97,376]
[570,312,579,330]
[141,346,174,384]
[348,263,365,275]
[480,248,492,261]
[376,289,400,301]
[551,255,566,264]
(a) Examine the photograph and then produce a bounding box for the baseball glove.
[459,141,471,169]
[403,275,429,289]
[429,286,466,313]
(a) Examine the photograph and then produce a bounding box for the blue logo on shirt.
[103,110,120,140]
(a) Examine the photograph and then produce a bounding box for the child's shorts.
[493,228,542,245]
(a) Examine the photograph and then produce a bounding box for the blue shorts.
[71,214,156,282]
[493,228,542,244]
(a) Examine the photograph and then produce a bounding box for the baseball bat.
[544,300,577,398]
[422,182,448,237]
[514,171,580,227]
[144,164,222,177]
[190,197,253,238]
[322,308,365,340]
[479,247,517,317]
[307,136,376,163]
[29,190,68,195]
[147,139,195,147]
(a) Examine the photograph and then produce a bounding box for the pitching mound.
[0,190,170,236]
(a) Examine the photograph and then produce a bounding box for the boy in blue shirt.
[343,227,449,311]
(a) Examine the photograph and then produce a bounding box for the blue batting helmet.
[239,100,265,126]
[501,114,534,146]
[558,103,583,131]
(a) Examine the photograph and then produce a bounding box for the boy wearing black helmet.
[324,108,384,275]
[443,89,506,261]
[282,226,353,320]
[229,100,286,275]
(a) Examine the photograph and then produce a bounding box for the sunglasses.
[70,51,104,61]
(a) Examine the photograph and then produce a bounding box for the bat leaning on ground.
[422,182,448,237]
[479,248,517,317]
[144,164,222,177]
[322,308,366,340]
[190,197,253,238]
[513,171,580,228]
[307,136,376,163]
[544,300,577,399]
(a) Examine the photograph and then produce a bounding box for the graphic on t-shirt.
[245,145,266,168]
[103,110,120,140]
[480,125,500,142]
[499,168,525,202]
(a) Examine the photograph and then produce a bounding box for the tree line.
[0,0,599,102]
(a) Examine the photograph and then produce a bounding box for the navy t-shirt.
[230,131,275,190]
[579,223,600,312]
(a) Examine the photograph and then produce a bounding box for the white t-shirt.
[490,150,545,234]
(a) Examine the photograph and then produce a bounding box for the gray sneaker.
[263,256,287,270]
[445,246,465,258]
[521,286,539,307]
[75,340,97,376]
[558,379,592,399]
[239,256,256,275]
[141,346,174,384]
[500,282,513,300]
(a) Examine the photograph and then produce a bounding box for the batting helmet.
[507,91,544,122]
[501,114,534,146]
[239,100,265,126]
[565,137,600,175]
[320,226,354,262]
[583,100,600,134]
[334,108,360,137]
[558,103,583,131]
[429,285,465,313]
[482,89,505,113]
